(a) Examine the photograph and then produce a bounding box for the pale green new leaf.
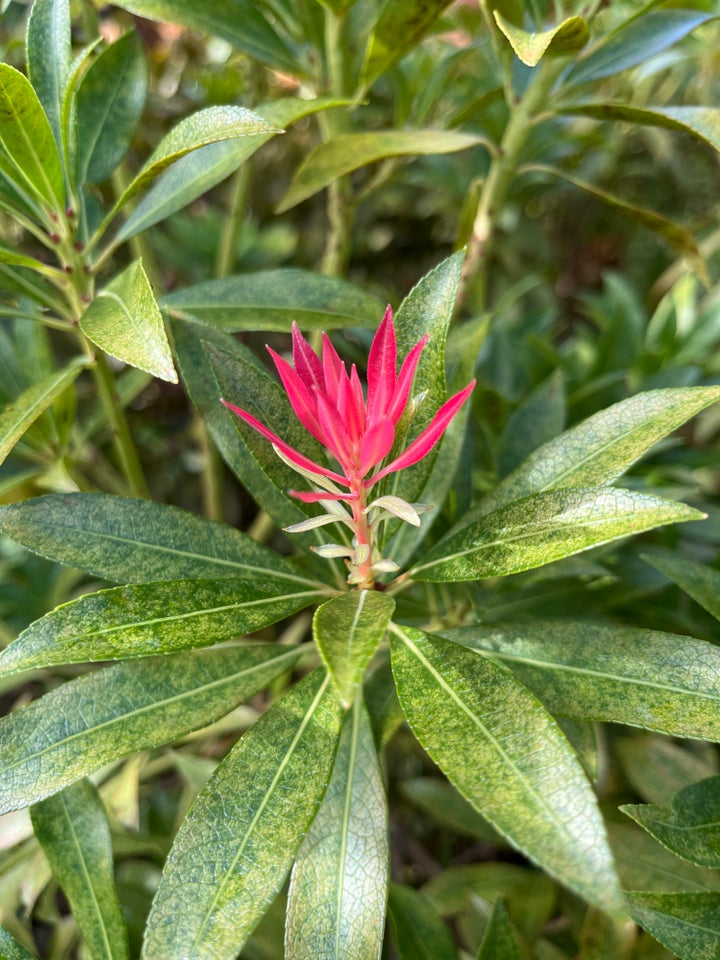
[361,0,455,89]
[445,621,720,742]
[0,576,324,676]
[80,260,177,382]
[278,130,485,211]
[412,488,702,582]
[0,644,301,814]
[645,554,720,623]
[622,775,720,869]
[493,11,588,66]
[390,625,624,915]
[314,591,395,706]
[0,357,87,466]
[0,925,38,960]
[477,900,521,960]
[388,883,459,960]
[286,697,388,960]
[141,671,342,960]
[31,779,130,960]
[628,892,720,960]
[0,493,308,584]
[561,105,720,157]
[26,0,71,150]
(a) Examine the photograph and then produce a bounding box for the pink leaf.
[291,322,323,392]
[387,335,428,424]
[366,305,396,423]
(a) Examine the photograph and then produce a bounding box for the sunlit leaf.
[560,104,720,157]
[493,11,588,66]
[628,891,720,960]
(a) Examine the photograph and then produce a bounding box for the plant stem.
[215,163,251,279]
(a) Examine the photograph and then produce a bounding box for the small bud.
[81,295,90,304]
[65,206,75,218]
[49,232,60,244]
[50,211,58,222]
[74,241,83,252]
[63,265,73,274]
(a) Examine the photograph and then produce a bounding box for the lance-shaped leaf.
[609,822,720,894]
[286,696,388,960]
[26,0,71,150]
[0,493,310,585]
[141,671,342,960]
[493,11,588,67]
[313,591,395,706]
[162,268,382,332]
[477,900,521,960]
[628,892,720,960]
[390,625,625,916]
[31,779,129,960]
[361,0,455,89]
[0,925,38,960]
[412,488,702,582]
[644,554,720,623]
[0,357,88,466]
[80,260,177,382]
[278,130,486,211]
[75,31,147,186]
[0,64,64,209]
[388,883,459,960]
[622,775,720,869]
[0,644,301,814]
[0,576,324,676]
[560,104,720,157]
[443,621,720,742]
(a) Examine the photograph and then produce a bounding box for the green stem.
[215,163,251,279]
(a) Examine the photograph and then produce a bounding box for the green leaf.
[627,891,720,960]
[412,488,702,582]
[401,777,501,842]
[497,371,565,479]
[75,32,147,186]
[609,822,720,894]
[0,357,87,466]
[644,554,720,623]
[313,591,395,707]
[0,493,308,585]
[477,899,521,960]
[80,260,177,382]
[0,644,301,814]
[0,576,324,676]
[560,105,720,157]
[286,696,388,960]
[277,130,485,211]
[390,625,625,916]
[565,10,714,86]
[388,883,459,960]
[0,242,52,270]
[162,268,383,332]
[361,0,455,89]
[26,0,71,150]
[30,779,130,960]
[141,670,342,960]
[0,64,64,209]
[0,925,38,960]
[493,11,588,67]
[622,775,720,869]
[444,621,720,742]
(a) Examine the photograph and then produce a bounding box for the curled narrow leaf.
[493,11,589,67]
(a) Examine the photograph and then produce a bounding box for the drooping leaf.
[26,0,71,150]
[390,625,625,915]
[476,899,521,960]
[80,259,177,382]
[75,31,147,185]
[644,554,720,623]
[0,576,324,675]
[0,493,309,585]
[0,357,88,466]
[162,269,382,331]
[412,488,702,582]
[361,0,455,89]
[493,11,588,66]
[0,925,38,960]
[286,697,388,960]
[0,644,301,814]
[388,883,459,960]
[141,671,342,960]
[277,130,485,211]
[31,779,130,960]
[313,591,395,706]
[560,104,720,157]
[443,621,720,742]
[628,891,720,960]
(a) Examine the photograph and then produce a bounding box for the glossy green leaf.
[561,105,720,157]
[31,779,130,960]
[0,576,324,676]
[80,260,177,383]
[0,925,37,960]
[628,892,720,960]
[26,0,71,150]
[644,554,720,623]
[622,775,720,869]
[477,900,521,960]
[162,268,382,331]
[286,697,388,960]
[0,492,308,585]
[314,591,395,706]
[0,644,301,814]
[609,823,720,894]
[390,625,624,915]
[115,97,344,243]
[445,621,720,742]
[565,10,714,86]
[361,0,455,89]
[75,32,147,186]
[141,670,342,960]
[0,357,87,466]
[0,64,64,209]
[493,11,588,66]
[412,488,701,582]
[388,883,458,960]
[278,130,485,211]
